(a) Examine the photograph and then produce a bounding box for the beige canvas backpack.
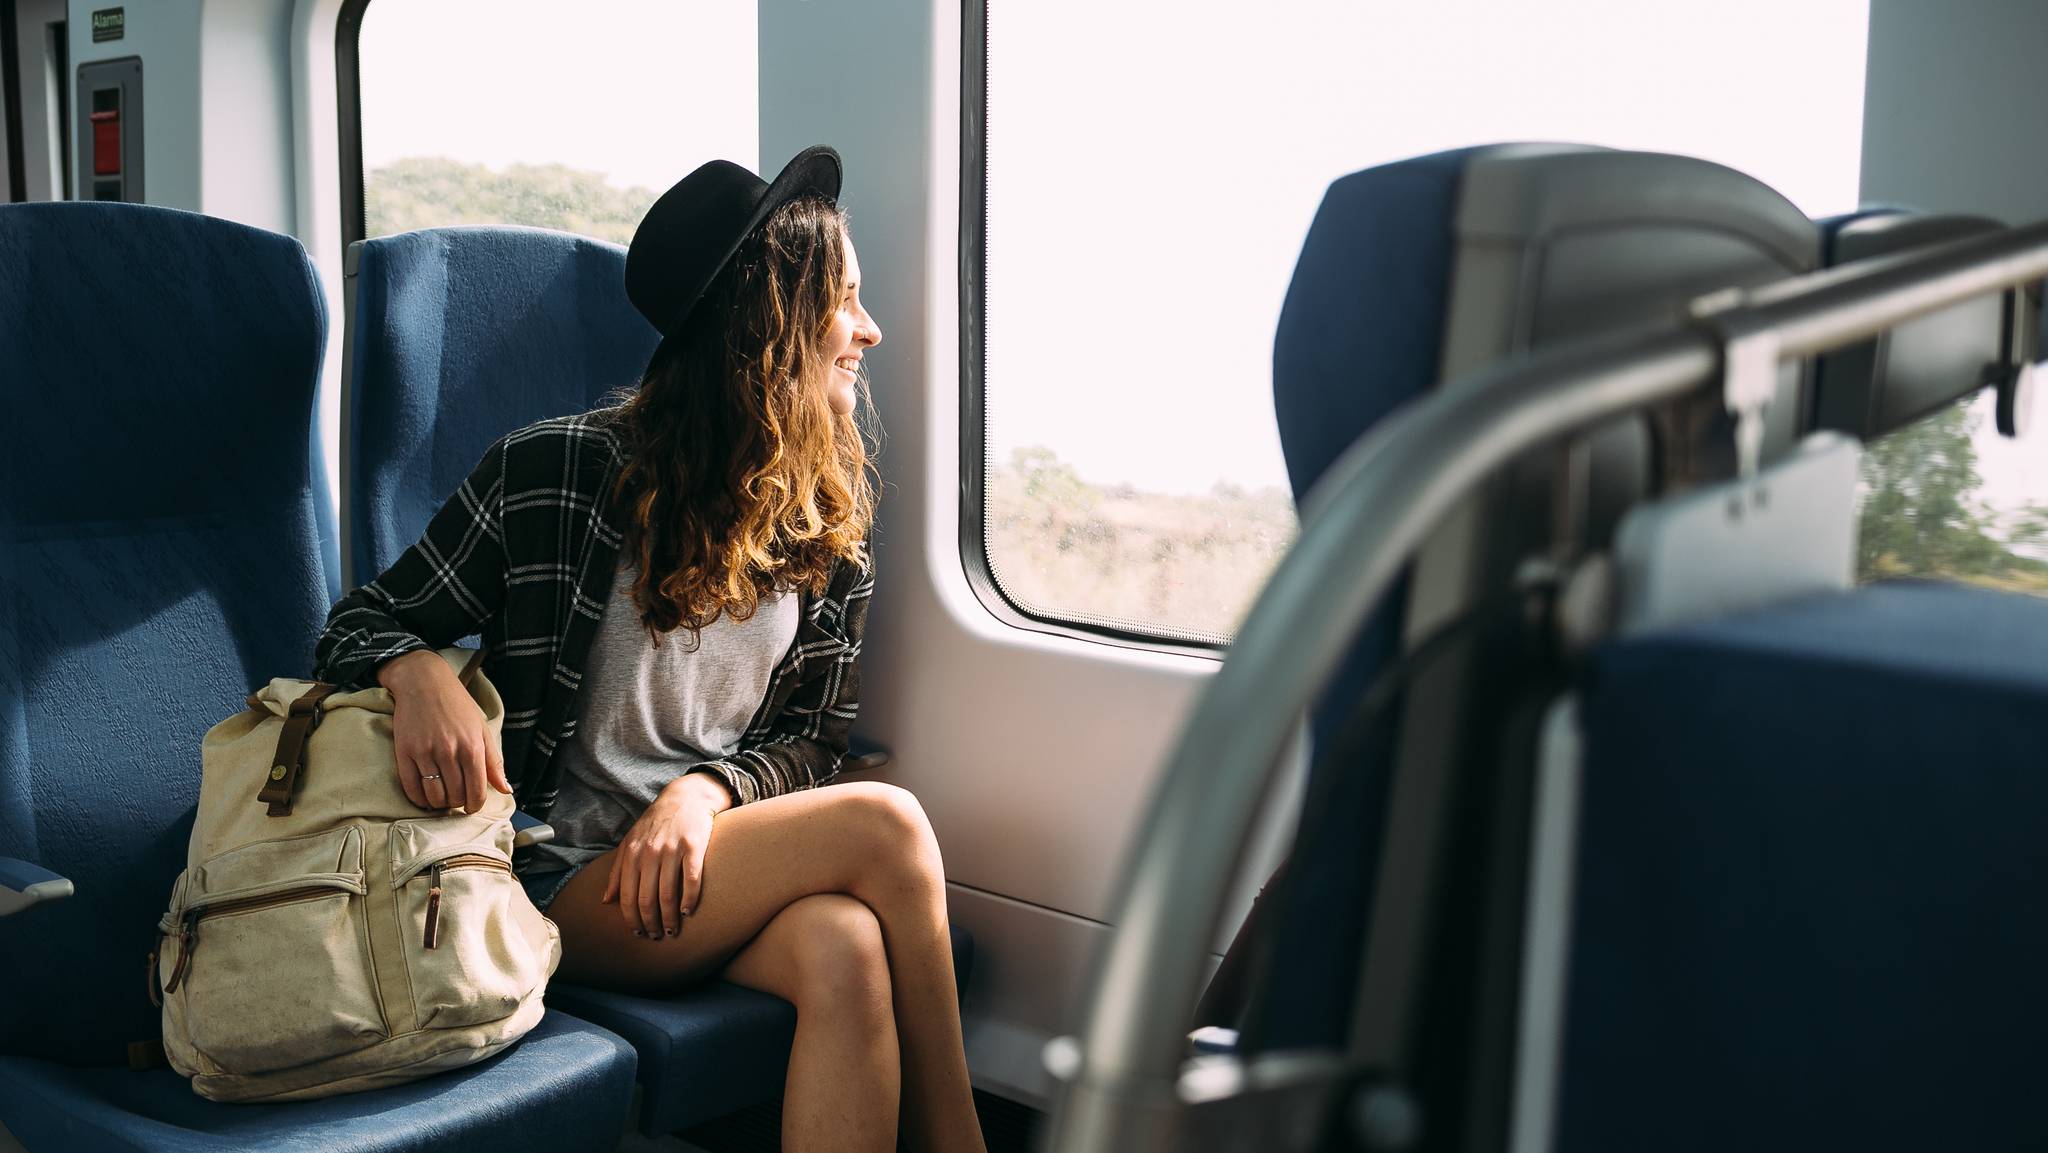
[150,648,560,1102]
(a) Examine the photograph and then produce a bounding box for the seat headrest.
[0,203,331,528]
[1274,143,1816,526]
[344,226,661,582]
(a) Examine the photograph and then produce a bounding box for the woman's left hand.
[603,770,734,938]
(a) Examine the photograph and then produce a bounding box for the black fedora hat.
[625,145,843,340]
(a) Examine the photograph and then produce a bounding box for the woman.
[313,147,986,1153]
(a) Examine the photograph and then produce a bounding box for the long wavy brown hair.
[609,194,876,640]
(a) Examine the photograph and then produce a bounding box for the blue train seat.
[344,224,973,1136]
[0,203,637,1152]
[1539,204,2044,1151]
[1561,582,2048,1151]
[1252,144,1818,1048]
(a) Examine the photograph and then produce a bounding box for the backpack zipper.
[153,854,510,998]
[160,885,346,996]
[421,855,512,950]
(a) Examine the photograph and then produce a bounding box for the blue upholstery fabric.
[1563,581,2048,1152]
[0,1011,636,1153]
[548,981,793,1136]
[0,203,339,1064]
[538,924,974,1135]
[1272,147,1477,507]
[1258,147,1477,1047]
[345,226,661,585]
[0,855,65,893]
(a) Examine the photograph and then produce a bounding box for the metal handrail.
[1046,216,2048,1152]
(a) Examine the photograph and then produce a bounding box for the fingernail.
[633,929,645,939]
[666,928,677,937]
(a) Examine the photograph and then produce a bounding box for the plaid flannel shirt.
[312,409,873,818]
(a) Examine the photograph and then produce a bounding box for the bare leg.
[720,894,899,1151]
[543,782,987,1153]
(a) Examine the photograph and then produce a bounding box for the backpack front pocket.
[161,826,386,1074]
[392,833,555,1031]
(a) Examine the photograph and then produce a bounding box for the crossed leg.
[542,781,986,1153]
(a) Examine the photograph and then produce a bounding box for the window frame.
[959,0,1235,657]
[3,0,25,204]
[336,0,370,251]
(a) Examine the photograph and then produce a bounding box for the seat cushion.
[547,980,794,1137]
[0,1011,636,1153]
[1565,580,2048,1152]
[549,925,975,1135]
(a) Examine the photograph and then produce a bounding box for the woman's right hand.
[379,650,512,813]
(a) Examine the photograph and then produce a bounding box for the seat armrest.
[0,857,74,917]
[511,810,555,849]
[845,735,893,773]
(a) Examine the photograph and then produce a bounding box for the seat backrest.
[1546,208,2042,1151]
[1811,208,2013,440]
[1255,144,1817,1048]
[0,202,338,1064]
[343,226,661,585]
[1271,143,1818,757]
[1566,580,2048,1151]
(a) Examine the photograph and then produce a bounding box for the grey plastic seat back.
[1257,143,1817,1053]
[1811,210,2015,440]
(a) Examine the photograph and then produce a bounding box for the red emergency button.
[91,109,120,176]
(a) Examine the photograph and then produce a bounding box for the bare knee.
[830,781,945,888]
[783,894,892,1020]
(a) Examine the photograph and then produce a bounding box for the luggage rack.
[1043,218,2048,1153]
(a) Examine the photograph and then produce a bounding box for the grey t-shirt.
[524,562,801,874]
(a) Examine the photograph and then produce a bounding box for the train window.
[345,0,757,246]
[975,0,1870,646]
[1858,390,2048,595]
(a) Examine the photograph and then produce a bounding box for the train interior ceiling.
[7,1,2048,1151]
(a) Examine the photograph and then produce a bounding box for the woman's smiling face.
[820,230,881,416]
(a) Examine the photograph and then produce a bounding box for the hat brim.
[761,146,843,225]
[649,146,844,355]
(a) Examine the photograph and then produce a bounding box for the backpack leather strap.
[257,683,339,816]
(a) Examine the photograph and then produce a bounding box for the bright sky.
[354,0,2046,518]
[988,0,1872,495]
[1968,388,2045,522]
[358,0,757,193]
